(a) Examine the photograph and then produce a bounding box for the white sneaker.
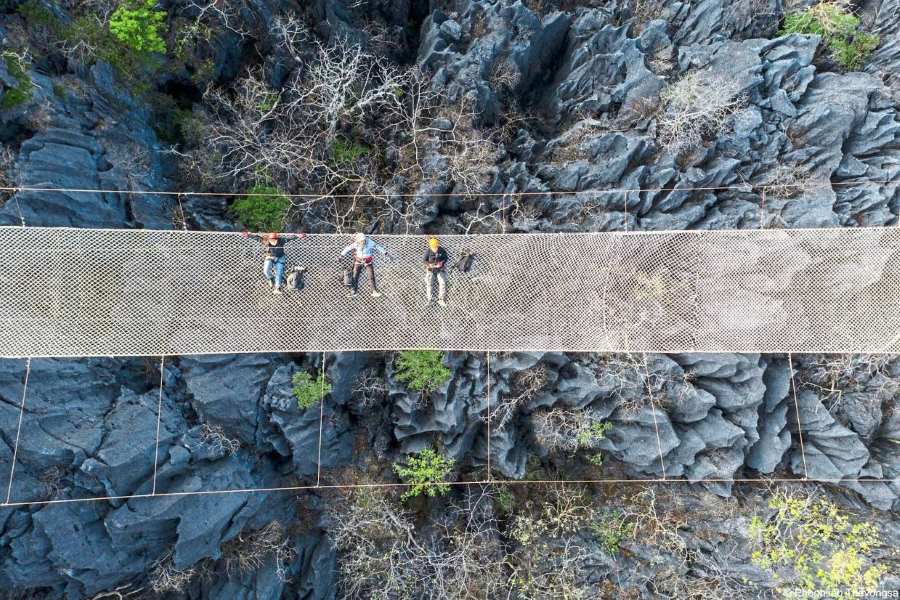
[347,291,357,298]
[371,290,383,298]
[438,299,447,307]
[273,287,283,295]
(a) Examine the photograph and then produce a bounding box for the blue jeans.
[264,257,285,287]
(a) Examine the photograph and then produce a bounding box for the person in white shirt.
[339,232,388,298]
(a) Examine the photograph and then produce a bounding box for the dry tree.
[595,353,661,417]
[489,58,521,92]
[197,422,242,456]
[351,368,390,408]
[0,146,16,205]
[178,0,250,43]
[483,364,549,433]
[590,352,697,419]
[627,0,669,31]
[220,521,296,582]
[379,69,504,232]
[195,19,503,233]
[199,25,403,204]
[798,353,898,413]
[507,484,597,598]
[89,584,145,600]
[38,465,67,500]
[760,164,829,199]
[656,70,746,155]
[328,487,511,599]
[149,552,197,594]
[530,406,611,455]
[615,487,755,599]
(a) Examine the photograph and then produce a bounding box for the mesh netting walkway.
[1,225,900,357]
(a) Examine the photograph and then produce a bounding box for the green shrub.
[109,0,168,54]
[830,31,880,71]
[230,185,291,231]
[780,3,880,70]
[152,102,203,145]
[394,351,451,393]
[748,490,888,597]
[575,421,611,448]
[292,371,331,410]
[17,0,162,93]
[587,452,604,467]
[578,421,611,468]
[331,137,370,164]
[1,53,33,110]
[392,448,454,501]
[256,91,280,113]
[494,485,516,515]
[17,0,57,27]
[591,509,635,556]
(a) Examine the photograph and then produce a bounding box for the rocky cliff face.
[1,0,899,598]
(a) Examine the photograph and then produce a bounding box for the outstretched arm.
[340,244,354,257]
[284,232,307,247]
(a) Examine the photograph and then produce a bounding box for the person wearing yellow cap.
[423,237,448,306]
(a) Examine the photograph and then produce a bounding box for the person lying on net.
[423,237,448,307]
[339,232,388,298]
[242,231,305,294]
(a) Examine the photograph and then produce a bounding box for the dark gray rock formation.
[0,66,173,229]
[0,355,328,596]
[3,0,900,597]
[867,0,900,98]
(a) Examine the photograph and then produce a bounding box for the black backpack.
[287,267,307,291]
[454,250,475,273]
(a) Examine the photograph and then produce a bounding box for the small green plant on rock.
[748,488,888,597]
[230,185,291,231]
[576,420,612,448]
[1,52,33,110]
[109,0,168,54]
[331,137,370,164]
[292,371,331,410]
[392,448,454,501]
[532,407,612,457]
[394,351,452,393]
[591,508,636,556]
[494,485,516,516]
[780,2,880,70]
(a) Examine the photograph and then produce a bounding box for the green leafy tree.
[394,351,452,393]
[292,371,331,410]
[392,448,454,501]
[109,0,167,54]
[230,185,291,231]
[780,3,880,70]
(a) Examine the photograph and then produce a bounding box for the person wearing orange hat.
[242,230,305,294]
[423,236,448,306]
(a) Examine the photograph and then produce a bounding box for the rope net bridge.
[2,226,900,357]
